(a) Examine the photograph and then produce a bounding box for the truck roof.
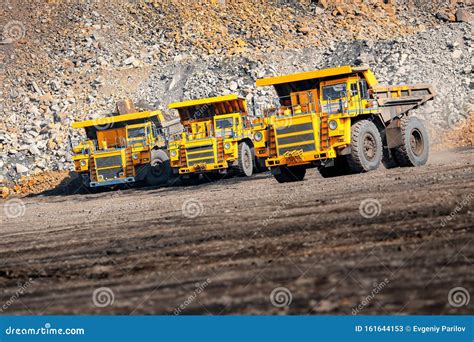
[169,94,248,123]
[256,65,378,88]
[168,94,245,109]
[72,110,163,129]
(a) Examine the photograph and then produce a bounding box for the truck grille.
[94,153,124,180]
[276,122,316,156]
[186,144,215,166]
[97,167,124,180]
[95,155,123,168]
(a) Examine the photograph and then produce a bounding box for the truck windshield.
[128,127,146,139]
[215,118,233,129]
[322,83,347,101]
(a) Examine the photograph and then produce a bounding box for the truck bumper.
[90,177,135,188]
[265,149,337,168]
[178,161,229,174]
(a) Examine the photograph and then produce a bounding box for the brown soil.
[0,148,473,315]
[438,111,474,149]
[7,171,71,195]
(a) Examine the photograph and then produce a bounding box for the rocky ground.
[0,0,473,187]
[0,1,473,316]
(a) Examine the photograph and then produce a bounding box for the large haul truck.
[256,65,436,182]
[71,103,172,188]
[168,94,269,184]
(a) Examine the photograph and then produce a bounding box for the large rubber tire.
[237,142,254,177]
[318,156,351,178]
[254,157,268,173]
[347,120,383,173]
[146,149,171,186]
[392,116,429,167]
[273,166,306,183]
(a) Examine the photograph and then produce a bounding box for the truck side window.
[350,83,358,96]
[215,118,233,129]
[360,80,368,99]
[322,83,347,100]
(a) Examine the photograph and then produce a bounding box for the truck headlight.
[224,142,231,150]
[132,153,139,160]
[329,120,338,130]
[80,159,87,167]
[170,150,177,157]
[254,131,263,142]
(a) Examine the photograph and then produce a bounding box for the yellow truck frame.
[168,94,269,183]
[256,65,436,182]
[71,110,172,188]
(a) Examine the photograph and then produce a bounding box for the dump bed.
[72,110,165,140]
[169,94,248,125]
[373,84,436,121]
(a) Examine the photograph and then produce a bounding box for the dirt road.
[1,148,473,315]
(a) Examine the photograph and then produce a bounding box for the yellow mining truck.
[168,94,269,184]
[71,107,172,188]
[256,65,435,182]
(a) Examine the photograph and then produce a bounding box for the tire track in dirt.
[0,149,473,315]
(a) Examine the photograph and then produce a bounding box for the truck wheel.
[254,157,268,173]
[393,116,429,167]
[146,149,171,186]
[273,166,306,183]
[347,120,383,173]
[237,142,253,177]
[318,157,351,178]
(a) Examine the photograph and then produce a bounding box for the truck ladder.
[179,145,187,167]
[125,148,135,177]
[89,157,97,181]
[319,114,330,150]
[269,127,277,157]
[217,138,225,162]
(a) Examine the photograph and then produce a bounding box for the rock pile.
[0,0,472,185]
